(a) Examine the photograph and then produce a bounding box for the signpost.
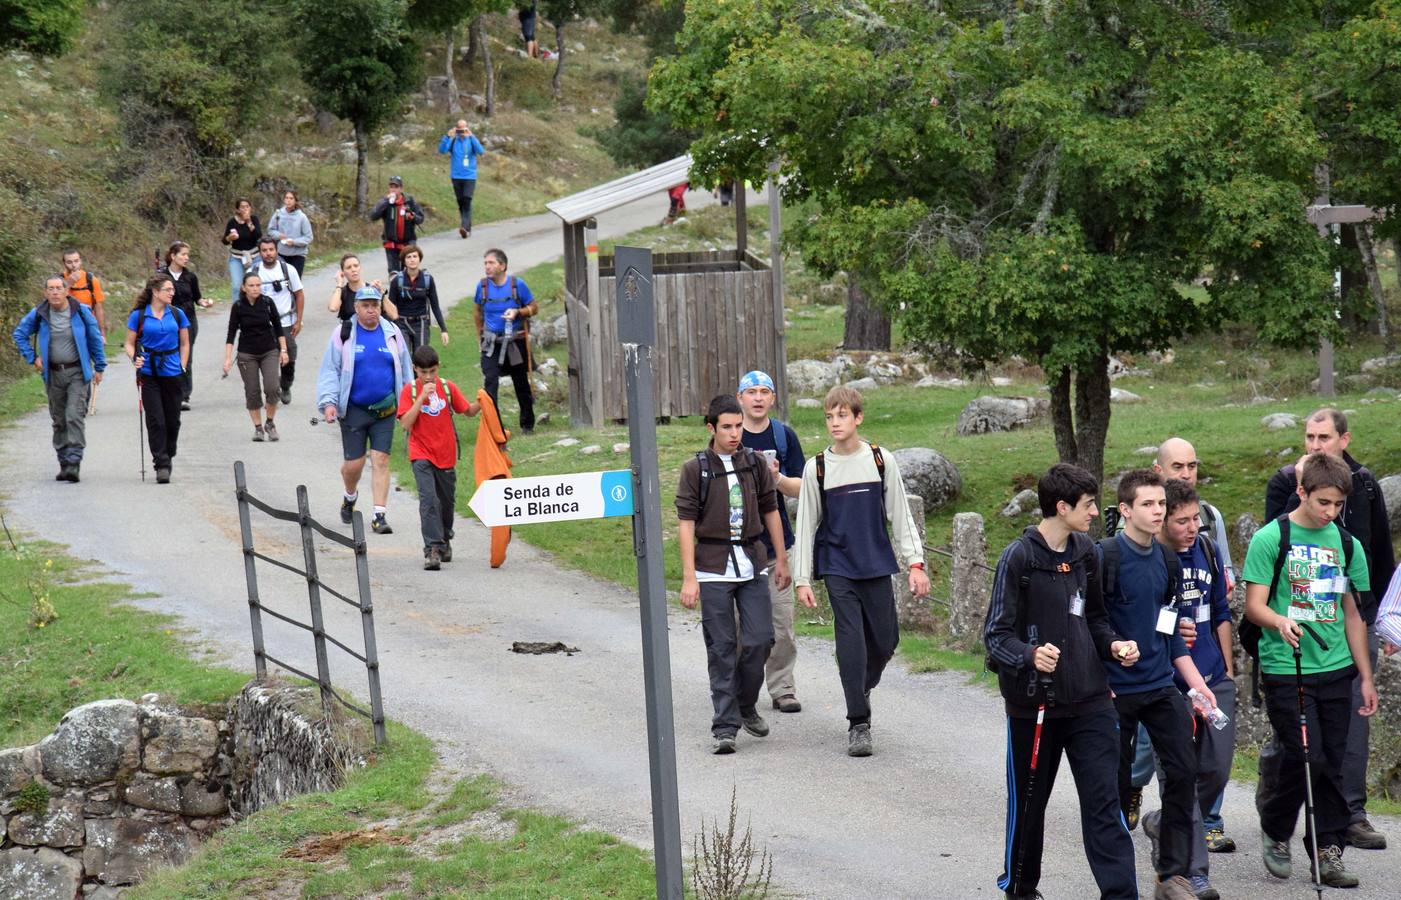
[468,470,634,527]
[1306,166,1382,397]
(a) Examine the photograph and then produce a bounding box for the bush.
[0,0,85,56]
[591,75,695,170]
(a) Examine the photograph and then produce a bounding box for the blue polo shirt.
[475,277,534,335]
[348,324,396,407]
[127,306,189,377]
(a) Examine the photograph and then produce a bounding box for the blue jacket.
[316,318,412,417]
[12,298,107,383]
[438,133,485,180]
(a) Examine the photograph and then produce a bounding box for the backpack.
[982,531,1098,676]
[770,421,790,468]
[1096,535,1184,609]
[1240,514,1356,707]
[395,270,433,306]
[814,443,886,525]
[695,446,762,510]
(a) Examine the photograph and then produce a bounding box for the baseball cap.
[388,175,403,186]
[738,370,775,393]
[354,286,382,303]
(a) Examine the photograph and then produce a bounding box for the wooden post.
[767,172,787,416]
[735,183,748,258]
[1306,186,1379,397]
[584,217,603,426]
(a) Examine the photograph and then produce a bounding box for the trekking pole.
[1296,622,1329,900]
[135,375,146,483]
[1011,627,1052,897]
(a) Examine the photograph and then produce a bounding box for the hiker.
[473,248,537,434]
[388,244,449,356]
[160,241,211,410]
[369,175,425,275]
[222,197,262,302]
[11,275,106,482]
[737,370,807,714]
[328,254,395,322]
[984,463,1140,900]
[1136,478,1235,900]
[250,237,305,406]
[398,345,479,570]
[663,182,689,225]
[1097,469,1218,900]
[62,248,106,335]
[675,394,789,754]
[123,274,190,485]
[221,272,289,442]
[316,285,412,535]
[1378,568,1401,655]
[519,1,539,58]
[265,189,313,276]
[1261,408,1394,850]
[791,386,928,757]
[438,119,485,238]
[1244,451,1378,888]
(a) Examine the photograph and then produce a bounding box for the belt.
[50,360,82,371]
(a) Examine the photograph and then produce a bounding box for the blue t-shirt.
[127,306,189,377]
[740,421,805,554]
[1100,534,1188,695]
[476,277,534,335]
[348,324,396,407]
[1173,540,1230,690]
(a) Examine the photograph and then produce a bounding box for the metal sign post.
[615,245,684,899]
[468,470,635,527]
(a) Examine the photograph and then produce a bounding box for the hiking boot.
[424,548,442,571]
[181,399,191,411]
[1313,844,1359,888]
[340,497,356,524]
[252,425,265,442]
[1204,828,1235,853]
[279,386,292,405]
[772,695,802,713]
[1004,891,1042,900]
[1153,875,1195,900]
[1187,874,1219,900]
[1126,786,1143,831]
[54,465,67,481]
[440,541,452,563]
[1142,809,1162,872]
[1345,818,1387,850]
[1262,831,1292,879]
[741,712,769,737]
[264,420,279,442]
[371,513,393,534]
[712,733,736,755]
[458,227,467,239]
[848,723,873,757]
[66,463,80,483]
[155,467,171,484]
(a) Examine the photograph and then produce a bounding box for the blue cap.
[354,286,382,302]
[738,370,775,393]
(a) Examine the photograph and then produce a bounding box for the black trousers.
[699,577,773,736]
[825,574,899,726]
[281,254,306,276]
[401,315,431,357]
[179,315,198,401]
[452,178,476,230]
[1114,686,1197,879]
[1260,668,1354,854]
[481,345,534,430]
[280,332,299,391]
[412,459,456,553]
[1000,709,1138,899]
[140,375,183,468]
[384,247,401,275]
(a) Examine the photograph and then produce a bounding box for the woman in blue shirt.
[123,274,190,484]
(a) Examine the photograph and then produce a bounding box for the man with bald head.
[1155,437,1234,581]
[438,119,485,239]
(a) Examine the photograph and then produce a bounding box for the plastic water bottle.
[1187,688,1229,731]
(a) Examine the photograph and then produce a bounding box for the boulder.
[7,797,84,848]
[140,709,219,775]
[1110,388,1143,404]
[579,445,602,455]
[1135,445,1159,456]
[83,818,200,885]
[1380,475,1401,534]
[0,847,83,900]
[1360,353,1401,373]
[0,746,40,795]
[39,700,140,785]
[553,437,580,447]
[915,375,967,388]
[844,377,880,392]
[785,359,841,397]
[795,398,822,409]
[122,772,183,813]
[1260,413,1298,431]
[867,361,904,383]
[180,777,229,817]
[1000,488,1040,519]
[891,448,961,513]
[1234,514,1261,561]
[956,396,1050,436]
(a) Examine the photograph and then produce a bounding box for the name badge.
[1196,604,1212,624]
[1068,591,1085,618]
[1156,607,1178,635]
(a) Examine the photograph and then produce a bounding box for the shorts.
[340,404,395,460]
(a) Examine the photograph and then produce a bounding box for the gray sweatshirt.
[266,208,313,258]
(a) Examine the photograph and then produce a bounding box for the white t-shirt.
[696,454,756,583]
[253,259,304,326]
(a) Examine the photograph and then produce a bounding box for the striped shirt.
[1377,569,1401,649]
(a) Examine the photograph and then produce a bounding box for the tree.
[539,0,601,102]
[292,0,421,213]
[409,0,508,115]
[1,0,84,56]
[651,1,1335,486]
[593,2,696,169]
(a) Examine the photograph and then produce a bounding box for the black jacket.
[161,267,202,319]
[1265,452,1395,622]
[369,194,425,248]
[984,527,1123,719]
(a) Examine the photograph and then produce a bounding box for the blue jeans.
[228,254,247,303]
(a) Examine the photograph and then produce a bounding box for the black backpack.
[1240,514,1356,707]
[695,447,762,509]
[982,531,1097,676]
[1097,536,1183,605]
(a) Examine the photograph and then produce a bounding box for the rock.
[612,443,630,454]
[1380,475,1401,534]
[39,700,140,785]
[87,887,126,900]
[1277,447,1296,460]
[785,359,841,397]
[535,412,552,426]
[1000,488,1040,519]
[1366,386,1401,399]
[947,512,991,650]
[0,846,84,900]
[867,361,904,383]
[579,445,602,455]
[1360,353,1401,373]
[1110,388,1143,404]
[844,377,880,392]
[795,398,821,409]
[0,746,40,794]
[1136,445,1159,456]
[83,789,117,817]
[536,357,562,377]
[7,797,84,848]
[915,375,967,388]
[140,709,219,775]
[1234,514,1261,557]
[122,772,183,813]
[1106,356,1128,379]
[956,396,1050,436]
[890,448,961,513]
[180,778,228,817]
[1261,412,1298,431]
[894,497,931,631]
[991,376,1013,387]
[83,818,200,885]
[554,437,580,447]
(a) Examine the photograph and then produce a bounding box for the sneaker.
[1004,891,1043,900]
[1187,874,1219,900]
[279,386,292,405]
[1204,828,1236,853]
[1142,809,1162,871]
[54,466,66,481]
[1345,818,1387,850]
[181,399,191,411]
[1126,786,1143,831]
[1262,831,1292,879]
[371,513,393,534]
[741,712,769,737]
[1313,844,1359,888]
[1153,875,1195,900]
[458,226,467,239]
[772,695,802,713]
[264,420,279,442]
[848,723,873,757]
[440,541,452,563]
[155,467,171,484]
[67,464,80,484]
[252,426,265,442]
[712,733,736,755]
[340,497,356,524]
[424,548,442,571]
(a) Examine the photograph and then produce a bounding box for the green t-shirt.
[1242,517,1370,675]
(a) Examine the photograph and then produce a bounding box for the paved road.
[6,190,1400,898]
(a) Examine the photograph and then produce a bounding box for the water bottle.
[1187,688,1229,731]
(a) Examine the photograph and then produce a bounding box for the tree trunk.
[444,27,461,115]
[474,17,494,116]
[1048,365,1076,463]
[552,21,565,101]
[842,273,891,350]
[465,15,480,68]
[1071,352,1112,489]
[1357,224,1392,350]
[1340,224,1363,329]
[354,121,369,215]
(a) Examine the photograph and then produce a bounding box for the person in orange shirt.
[62,248,105,335]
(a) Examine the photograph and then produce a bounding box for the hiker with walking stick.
[984,464,1139,900]
[123,274,189,485]
[1243,451,1378,890]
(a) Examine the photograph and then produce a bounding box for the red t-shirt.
[397,378,471,468]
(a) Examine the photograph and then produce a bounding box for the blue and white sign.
[468,470,634,527]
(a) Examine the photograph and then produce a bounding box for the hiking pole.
[1011,628,1052,897]
[1296,622,1329,900]
[135,375,146,483]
